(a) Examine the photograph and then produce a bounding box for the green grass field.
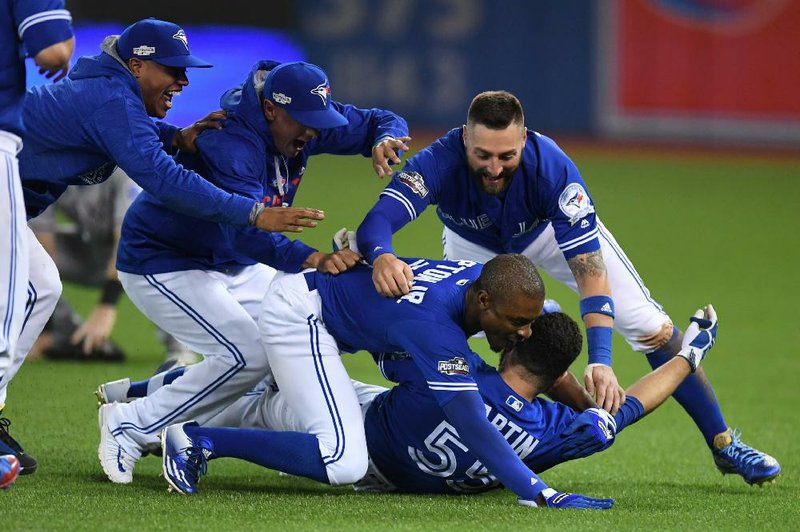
[3,142,799,530]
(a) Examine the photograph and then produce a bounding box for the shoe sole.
[719,468,781,486]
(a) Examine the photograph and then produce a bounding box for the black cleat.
[0,417,37,475]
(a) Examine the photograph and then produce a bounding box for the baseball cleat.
[161,421,211,495]
[97,404,140,484]
[0,455,20,489]
[95,378,132,406]
[712,429,781,486]
[0,416,37,475]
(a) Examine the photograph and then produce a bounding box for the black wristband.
[99,279,124,305]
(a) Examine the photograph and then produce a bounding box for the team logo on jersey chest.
[558,183,595,226]
[437,356,470,376]
[397,171,429,198]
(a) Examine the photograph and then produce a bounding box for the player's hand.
[304,249,361,275]
[372,136,411,178]
[38,63,70,82]
[34,37,74,82]
[71,304,117,355]
[677,304,718,372]
[174,110,227,153]
[372,253,414,297]
[255,207,325,233]
[583,364,625,415]
[560,407,617,460]
[519,488,614,510]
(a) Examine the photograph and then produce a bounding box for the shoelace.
[182,446,208,482]
[720,429,764,467]
[0,418,22,452]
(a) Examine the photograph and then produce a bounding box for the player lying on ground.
[355,90,780,486]
[99,304,718,507]
[104,255,608,508]
[97,60,409,484]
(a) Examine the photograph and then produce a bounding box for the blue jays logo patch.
[558,183,595,226]
[397,171,428,198]
[311,82,330,105]
[172,30,189,50]
[437,356,470,376]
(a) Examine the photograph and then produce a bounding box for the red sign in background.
[616,0,800,120]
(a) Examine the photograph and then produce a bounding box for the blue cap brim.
[286,107,349,130]
[154,54,214,68]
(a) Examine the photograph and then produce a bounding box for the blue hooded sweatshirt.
[116,59,409,275]
[18,35,254,225]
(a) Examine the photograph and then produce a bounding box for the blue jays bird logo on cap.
[172,29,188,50]
[310,82,330,105]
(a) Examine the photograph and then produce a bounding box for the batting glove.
[677,304,718,372]
[332,227,359,254]
[560,407,617,460]
[519,488,614,510]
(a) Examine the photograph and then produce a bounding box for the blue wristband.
[586,326,613,366]
[579,295,615,319]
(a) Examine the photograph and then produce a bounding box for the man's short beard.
[470,165,517,195]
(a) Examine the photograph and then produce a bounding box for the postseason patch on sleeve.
[397,171,429,198]
[558,183,595,226]
[437,356,470,376]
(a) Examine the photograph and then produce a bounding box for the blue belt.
[303,271,317,291]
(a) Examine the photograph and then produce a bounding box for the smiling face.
[263,100,319,158]
[463,122,526,195]
[129,59,188,119]
[478,289,543,353]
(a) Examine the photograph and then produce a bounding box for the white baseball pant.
[112,264,276,449]
[0,131,62,405]
[443,219,671,353]
[258,271,368,485]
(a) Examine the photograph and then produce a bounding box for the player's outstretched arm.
[568,250,625,414]
[442,391,613,510]
[626,305,718,413]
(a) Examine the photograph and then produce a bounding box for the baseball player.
[0,0,73,478]
[151,255,615,509]
[355,90,780,485]
[28,168,196,364]
[150,305,720,502]
[97,60,409,484]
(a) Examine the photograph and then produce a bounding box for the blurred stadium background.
[9,1,799,529]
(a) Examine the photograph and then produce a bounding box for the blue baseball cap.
[263,62,348,129]
[117,18,212,68]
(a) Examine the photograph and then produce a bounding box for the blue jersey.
[18,36,254,225]
[364,352,578,494]
[357,127,599,264]
[117,59,408,275]
[312,258,483,406]
[0,0,72,136]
